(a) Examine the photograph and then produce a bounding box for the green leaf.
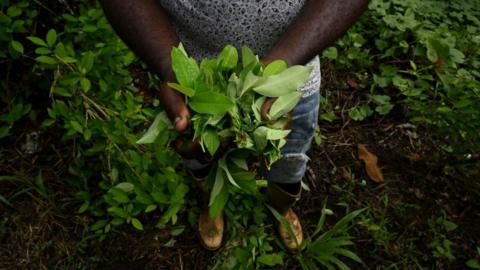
[115,182,134,193]
[10,40,24,54]
[268,91,303,120]
[253,126,268,151]
[253,65,312,97]
[35,56,56,65]
[107,206,129,218]
[263,60,287,76]
[209,166,225,206]
[171,45,200,88]
[7,6,22,17]
[46,29,57,47]
[91,220,108,231]
[467,259,480,269]
[349,104,373,121]
[27,36,47,47]
[0,125,11,139]
[136,111,170,144]
[80,78,91,92]
[202,128,220,156]
[189,91,234,115]
[145,204,157,213]
[111,188,130,203]
[241,46,257,68]
[240,71,264,97]
[209,178,229,219]
[257,254,283,266]
[167,82,196,97]
[35,47,51,55]
[323,47,338,59]
[131,218,144,230]
[70,120,83,133]
[218,157,241,189]
[78,202,89,213]
[230,156,248,170]
[80,51,95,73]
[218,44,238,70]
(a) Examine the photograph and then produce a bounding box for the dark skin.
[100,0,370,133]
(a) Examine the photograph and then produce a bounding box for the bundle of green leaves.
[138,44,312,217]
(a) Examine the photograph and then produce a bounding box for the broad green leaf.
[268,91,303,120]
[145,204,157,213]
[240,71,264,97]
[10,40,24,54]
[91,220,108,231]
[70,120,83,133]
[241,46,257,68]
[136,111,170,144]
[107,206,128,218]
[171,46,199,88]
[253,126,268,151]
[202,128,220,156]
[218,157,241,189]
[36,56,56,65]
[35,47,51,55]
[167,82,196,97]
[111,188,130,203]
[323,47,338,59]
[263,60,287,76]
[266,127,290,140]
[209,166,225,206]
[253,65,312,97]
[131,218,144,230]
[209,171,228,219]
[80,51,95,73]
[218,44,238,70]
[80,78,91,92]
[0,125,11,139]
[230,156,248,170]
[257,254,283,266]
[115,182,134,193]
[252,96,266,122]
[27,36,47,47]
[189,91,234,115]
[466,259,480,269]
[46,29,57,47]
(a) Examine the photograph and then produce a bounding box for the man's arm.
[263,0,370,66]
[100,0,189,132]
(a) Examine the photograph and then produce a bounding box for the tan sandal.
[198,208,224,251]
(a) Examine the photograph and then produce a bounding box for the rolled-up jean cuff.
[265,153,310,184]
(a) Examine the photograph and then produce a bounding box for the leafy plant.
[324,0,480,157]
[138,44,313,218]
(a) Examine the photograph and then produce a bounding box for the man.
[100,0,369,251]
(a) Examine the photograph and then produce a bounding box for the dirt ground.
[1,67,479,269]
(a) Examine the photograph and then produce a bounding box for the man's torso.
[158,0,320,96]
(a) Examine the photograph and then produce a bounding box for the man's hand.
[100,0,188,131]
[159,82,189,132]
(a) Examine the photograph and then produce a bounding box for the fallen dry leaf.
[358,144,384,183]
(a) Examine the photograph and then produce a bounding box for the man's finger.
[159,82,190,132]
[261,97,277,121]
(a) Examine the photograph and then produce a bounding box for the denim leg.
[264,91,320,184]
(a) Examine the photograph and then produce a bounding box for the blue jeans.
[264,91,320,184]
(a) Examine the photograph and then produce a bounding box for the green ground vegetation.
[1,0,479,269]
